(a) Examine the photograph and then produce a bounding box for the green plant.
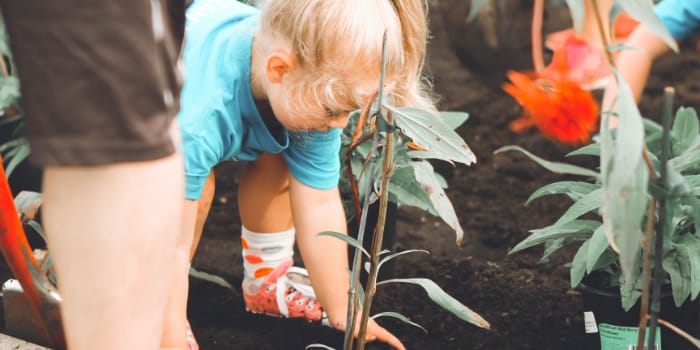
[339,106,472,245]
[500,106,700,309]
[319,34,488,350]
[0,11,29,177]
[499,1,700,348]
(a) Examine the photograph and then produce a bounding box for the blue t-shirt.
[655,0,700,40]
[179,0,342,199]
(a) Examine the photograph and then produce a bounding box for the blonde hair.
[257,0,437,118]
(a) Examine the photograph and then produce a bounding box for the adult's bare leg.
[42,152,184,350]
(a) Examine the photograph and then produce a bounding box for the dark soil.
[4,3,700,350]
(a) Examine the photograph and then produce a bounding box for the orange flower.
[503,70,599,145]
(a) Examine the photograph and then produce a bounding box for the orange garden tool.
[0,154,65,349]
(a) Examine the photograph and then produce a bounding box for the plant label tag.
[598,324,661,350]
[583,311,598,333]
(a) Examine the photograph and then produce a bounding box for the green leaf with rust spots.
[412,160,464,245]
[387,106,476,166]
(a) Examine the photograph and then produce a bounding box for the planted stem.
[356,112,394,350]
[589,2,667,347]
[647,87,675,349]
[344,100,381,350]
[531,0,545,73]
[636,110,662,348]
[344,31,389,350]
[636,196,656,348]
[658,318,700,349]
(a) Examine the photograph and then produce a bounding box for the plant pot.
[579,281,700,350]
[346,201,397,285]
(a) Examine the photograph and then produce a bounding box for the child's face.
[266,71,381,133]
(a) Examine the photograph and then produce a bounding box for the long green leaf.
[0,76,20,111]
[670,138,700,172]
[554,188,603,225]
[671,107,699,156]
[318,231,369,258]
[495,146,600,178]
[510,220,600,254]
[664,245,692,307]
[619,256,643,311]
[602,71,647,282]
[676,235,700,301]
[371,311,427,334]
[570,240,590,288]
[188,266,233,290]
[387,106,476,166]
[377,278,490,329]
[687,175,700,196]
[4,143,29,177]
[526,181,599,205]
[566,142,600,157]
[378,249,429,272]
[586,226,609,273]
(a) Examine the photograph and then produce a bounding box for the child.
[163,0,436,349]
[611,0,700,103]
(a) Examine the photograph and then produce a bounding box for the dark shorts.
[0,0,185,166]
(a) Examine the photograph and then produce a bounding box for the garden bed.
[3,3,700,350]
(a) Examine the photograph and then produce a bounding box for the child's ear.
[265,50,295,83]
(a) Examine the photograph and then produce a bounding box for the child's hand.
[328,316,406,350]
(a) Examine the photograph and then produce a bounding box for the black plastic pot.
[580,282,700,350]
[347,201,397,285]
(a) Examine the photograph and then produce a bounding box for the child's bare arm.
[618,25,673,101]
[602,24,675,114]
[289,177,405,350]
